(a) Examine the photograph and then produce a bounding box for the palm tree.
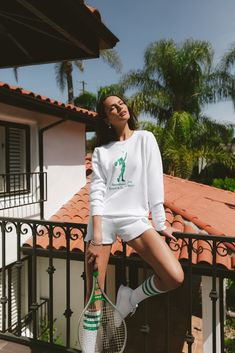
[55,60,84,104]
[121,39,215,123]
[217,43,235,107]
[142,116,235,179]
[73,83,125,111]
[55,49,122,104]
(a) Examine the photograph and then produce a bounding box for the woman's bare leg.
[85,243,112,303]
[128,228,184,291]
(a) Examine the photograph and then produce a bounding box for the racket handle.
[93,262,98,271]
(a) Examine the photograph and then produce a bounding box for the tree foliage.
[142,116,235,179]
[121,39,235,178]
[74,91,97,111]
[212,178,235,192]
[55,49,122,103]
[121,39,215,123]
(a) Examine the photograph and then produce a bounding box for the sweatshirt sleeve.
[146,132,166,230]
[90,148,107,216]
[151,203,166,231]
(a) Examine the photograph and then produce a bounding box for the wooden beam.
[15,0,95,55]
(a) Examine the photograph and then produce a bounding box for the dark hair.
[95,94,139,147]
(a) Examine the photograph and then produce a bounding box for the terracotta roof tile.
[85,5,102,20]
[197,236,213,266]
[23,156,235,271]
[0,81,97,119]
[164,174,235,236]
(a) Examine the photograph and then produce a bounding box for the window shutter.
[0,265,26,332]
[8,128,26,191]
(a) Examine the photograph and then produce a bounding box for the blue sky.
[1,0,235,125]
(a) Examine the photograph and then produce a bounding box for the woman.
[84,94,184,332]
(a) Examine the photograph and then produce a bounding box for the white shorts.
[85,216,153,244]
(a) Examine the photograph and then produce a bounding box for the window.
[0,121,30,194]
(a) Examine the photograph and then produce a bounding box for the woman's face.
[103,96,130,127]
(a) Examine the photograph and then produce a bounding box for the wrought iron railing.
[7,297,49,339]
[0,172,47,210]
[0,217,234,353]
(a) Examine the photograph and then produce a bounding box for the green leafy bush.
[40,318,63,346]
[212,177,235,192]
[225,337,235,353]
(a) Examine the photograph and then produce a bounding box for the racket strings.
[97,301,126,352]
[79,300,126,353]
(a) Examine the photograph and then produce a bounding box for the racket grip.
[93,262,98,271]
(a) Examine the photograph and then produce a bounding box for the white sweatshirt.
[89,130,166,231]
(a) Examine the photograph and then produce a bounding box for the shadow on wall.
[43,121,85,167]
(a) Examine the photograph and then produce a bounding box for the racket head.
[78,272,127,353]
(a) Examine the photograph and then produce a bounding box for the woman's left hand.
[158,227,180,242]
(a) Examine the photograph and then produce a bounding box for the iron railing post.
[15,221,23,336]
[0,220,7,332]
[185,237,195,353]
[64,225,73,348]
[47,224,55,344]
[7,267,12,330]
[30,223,38,339]
[210,239,219,353]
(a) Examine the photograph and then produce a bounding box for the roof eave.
[0,84,97,128]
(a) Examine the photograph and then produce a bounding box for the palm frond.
[13,67,19,82]
[100,49,122,73]
[74,60,84,72]
[55,61,67,92]
[220,43,235,71]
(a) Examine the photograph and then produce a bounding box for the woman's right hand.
[86,242,103,266]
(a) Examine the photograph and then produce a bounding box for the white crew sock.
[130,275,166,307]
[82,310,101,353]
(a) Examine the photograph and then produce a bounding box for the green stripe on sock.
[83,316,100,330]
[83,325,99,331]
[142,277,158,296]
[148,276,159,295]
[145,277,157,296]
[142,280,150,296]
[84,318,100,325]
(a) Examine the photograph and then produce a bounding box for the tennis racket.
[78,270,127,353]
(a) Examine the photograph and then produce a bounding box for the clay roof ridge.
[165,200,218,234]
[0,81,97,117]
[165,200,235,246]
[164,173,235,195]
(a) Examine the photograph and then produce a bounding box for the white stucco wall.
[0,103,87,266]
[43,120,86,219]
[202,276,221,353]
[38,257,85,349]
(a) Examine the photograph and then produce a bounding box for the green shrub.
[212,177,235,192]
[224,337,235,353]
[39,318,63,346]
